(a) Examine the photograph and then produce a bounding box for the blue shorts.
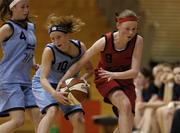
[0,83,37,116]
[32,77,83,119]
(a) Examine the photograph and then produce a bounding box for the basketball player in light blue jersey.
[32,14,93,133]
[0,0,42,133]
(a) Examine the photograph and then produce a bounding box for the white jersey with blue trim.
[0,20,36,85]
[34,39,84,84]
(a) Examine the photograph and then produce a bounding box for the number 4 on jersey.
[20,31,26,40]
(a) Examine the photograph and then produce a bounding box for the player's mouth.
[57,44,62,48]
[24,13,28,16]
[128,36,132,39]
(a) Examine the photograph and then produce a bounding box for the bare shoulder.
[92,36,106,51]
[43,46,53,53]
[137,35,143,39]
[95,36,106,44]
[0,24,13,42]
[136,35,144,44]
[79,41,87,50]
[42,46,54,62]
[0,24,11,30]
[42,46,55,58]
[137,35,143,40]
[77,41,87,51]
[0,24,12,34]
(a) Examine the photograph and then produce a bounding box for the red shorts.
[94,73,136,114]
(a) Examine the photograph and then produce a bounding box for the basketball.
[60,78,90,105]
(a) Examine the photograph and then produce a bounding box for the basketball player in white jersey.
[0,0,42,133]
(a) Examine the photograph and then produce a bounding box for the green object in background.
[50,126,59,133]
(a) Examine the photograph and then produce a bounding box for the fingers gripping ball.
[60,78,90,105]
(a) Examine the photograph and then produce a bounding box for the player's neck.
[114,32,128,49]
[11,19,27,29]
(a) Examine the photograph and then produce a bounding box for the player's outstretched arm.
[57,37,106,89]
[40,47,69,104]
[79,42,94,80]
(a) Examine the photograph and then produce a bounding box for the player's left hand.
[33,64,40,71]
[98,68,115,81]
[80,77,90,88]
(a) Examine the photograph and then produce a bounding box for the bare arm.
[99,35,144,81]
[32,43,40,70]
[139,100,166,109]
[32,57,39,70]
[40,47,69,104]
[59,37,106,83]
[79,42,94,80]
[40,48,54,94]
[0,24,13,44]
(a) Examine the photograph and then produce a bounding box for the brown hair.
[0,0,35,22]
[0,0,13,21]
[46,14,85,34]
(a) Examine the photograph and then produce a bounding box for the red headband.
[116,16,138,23]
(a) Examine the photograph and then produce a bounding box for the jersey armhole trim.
[101,32,112,52]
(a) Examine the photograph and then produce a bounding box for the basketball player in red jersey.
[59,9,144,133]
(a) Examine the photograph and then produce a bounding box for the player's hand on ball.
[80,77,90,88]
[58,78,90,105]
[52,91,69,105]
[56,80,66,91]
[33,64,40,71]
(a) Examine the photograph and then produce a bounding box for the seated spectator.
[170,108,180,133]
[134,67,154,128]
[136,63,172,133]
[156,65,180,133]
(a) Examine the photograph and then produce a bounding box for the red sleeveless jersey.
[94,31,137,89]
[94,32,137,113]
[97,32,137,72]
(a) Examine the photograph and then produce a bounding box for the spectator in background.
[171,108,180,133]
[156,65,180,133]
[134,67,155,129]
[136,63,172,133]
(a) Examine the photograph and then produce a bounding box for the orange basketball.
[60,78,90,105]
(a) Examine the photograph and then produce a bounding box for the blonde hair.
[115,9,139,20]
[152,64,164,77]
[46,14,85,33]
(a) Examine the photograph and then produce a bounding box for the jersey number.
[57,61,68,71]
[23,53,33,63]
[20,31,34,63]
[20,31,26,40]
[105,54,112,63]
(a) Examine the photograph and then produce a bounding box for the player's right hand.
[52,91,70,105]
[56,80,66,91]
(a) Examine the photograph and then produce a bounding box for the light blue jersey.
[34,39,83,84]
[0,20,36,85]
[0,20,38,115]
[32,40,85,117]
